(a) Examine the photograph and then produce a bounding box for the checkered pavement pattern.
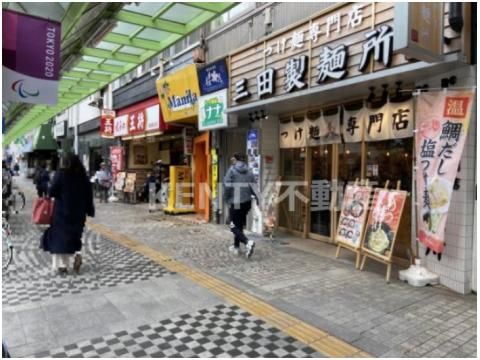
[2,228,175,307]
[32,304,322,358]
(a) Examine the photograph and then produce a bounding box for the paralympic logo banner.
[2,10,61,105]
[415,90,474,256]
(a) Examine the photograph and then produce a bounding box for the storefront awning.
[227,53,467,118]
[4,2,236,145]
[33,123,58,151]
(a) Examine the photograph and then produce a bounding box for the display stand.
[360,180,407,283]
[263,176,282,243]
[335,179,371,269]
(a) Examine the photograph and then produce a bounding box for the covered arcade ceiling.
[2,2,236,144]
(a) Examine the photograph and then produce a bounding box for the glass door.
[309,145,333,238]
[278,148,306,234]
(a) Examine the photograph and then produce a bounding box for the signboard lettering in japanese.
[342,106,366,143]
[198,89,228,131]
[114,115,128,137]
[109,146,124,182]
[336,185,372,249]
[362,189,407,260]
[198,58,229,95]
[100,109,115,138]
[415,90,474,255]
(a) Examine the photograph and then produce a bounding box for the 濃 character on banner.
[316,45,348,83]
[257,68,275,98]
[284,56,308,92]
[358,25,393,72]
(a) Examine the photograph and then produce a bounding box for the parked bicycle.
[2,216,14,271]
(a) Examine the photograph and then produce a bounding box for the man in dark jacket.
[35,163,50,197]
[223,153,259,258]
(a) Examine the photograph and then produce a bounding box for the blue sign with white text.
[198,59,229,95]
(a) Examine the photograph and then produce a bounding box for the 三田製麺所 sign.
[198,89,228,131]
[2,10,61,105]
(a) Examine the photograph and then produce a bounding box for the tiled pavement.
[2,183,324,358]
[88,196,477,357]
[3,178,477,357]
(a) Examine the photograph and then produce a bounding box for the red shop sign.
[101,109,116,138]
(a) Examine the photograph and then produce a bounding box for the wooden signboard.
[360,182,407,282]
[335,180,372,268]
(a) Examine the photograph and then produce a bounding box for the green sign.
[198,89,228,131]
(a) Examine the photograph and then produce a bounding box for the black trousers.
[229,201,251,248]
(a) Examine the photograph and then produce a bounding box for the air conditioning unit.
[87,92,102,108]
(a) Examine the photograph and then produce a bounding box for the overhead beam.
[75,60,125,74]
[61,2,91,41]
[182,2,232,13]
[64,70,113,82]
[103,33,163,51]
[82,47,140,64]
[115,10,187,35]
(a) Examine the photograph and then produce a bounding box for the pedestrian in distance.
[35,162,50,197]
[223,152,259,258]
[96,162,112,203]
[41,154,95,274]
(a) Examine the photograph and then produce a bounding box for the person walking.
[42,154,95,274]
[35,163,50,197]
[96,162,112,203]
[223,152,258,258]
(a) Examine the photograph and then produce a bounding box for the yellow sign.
[164,166,194,214]
[211,148,218,199]
[156,64,200,124]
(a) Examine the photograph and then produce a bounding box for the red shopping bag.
[32,198,54,225]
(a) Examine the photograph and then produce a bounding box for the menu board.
[114,172,126,191]
[336,185,372,249]
[124,173,137,193]
[362,189,407,260]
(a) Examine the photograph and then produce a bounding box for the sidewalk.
[91,199,476,358]
[3,177,477,358]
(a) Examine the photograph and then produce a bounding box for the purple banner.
[3,9,61,104]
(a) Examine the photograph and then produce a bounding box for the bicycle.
[10,188,26,214]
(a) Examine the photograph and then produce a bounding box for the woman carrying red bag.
[41,154,95,274]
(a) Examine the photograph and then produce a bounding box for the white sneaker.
[245,240,255,258]
[229,246,239,256]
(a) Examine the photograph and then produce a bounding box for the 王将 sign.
[101,109,115,138]
[415,90,474,255]
[3,10,61,105]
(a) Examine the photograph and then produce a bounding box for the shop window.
[338,143,362,186]
[365,138,413,192]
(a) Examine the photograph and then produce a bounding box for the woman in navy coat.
[42,154,95,273]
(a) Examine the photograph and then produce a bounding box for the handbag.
[32,197,54,225]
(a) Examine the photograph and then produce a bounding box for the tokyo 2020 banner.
[415,90,474,256]
[2,10,61,105]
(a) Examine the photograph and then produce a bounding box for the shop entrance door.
[309,145,333,239]
[193,132,210,222]
[278,148,307,236]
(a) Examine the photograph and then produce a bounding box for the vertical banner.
[247,129,261,184]
[110,146,124,182]
[336,185,372,249]
[416,90,474,254]
[3,10,61,105]
[101,109,116,138]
